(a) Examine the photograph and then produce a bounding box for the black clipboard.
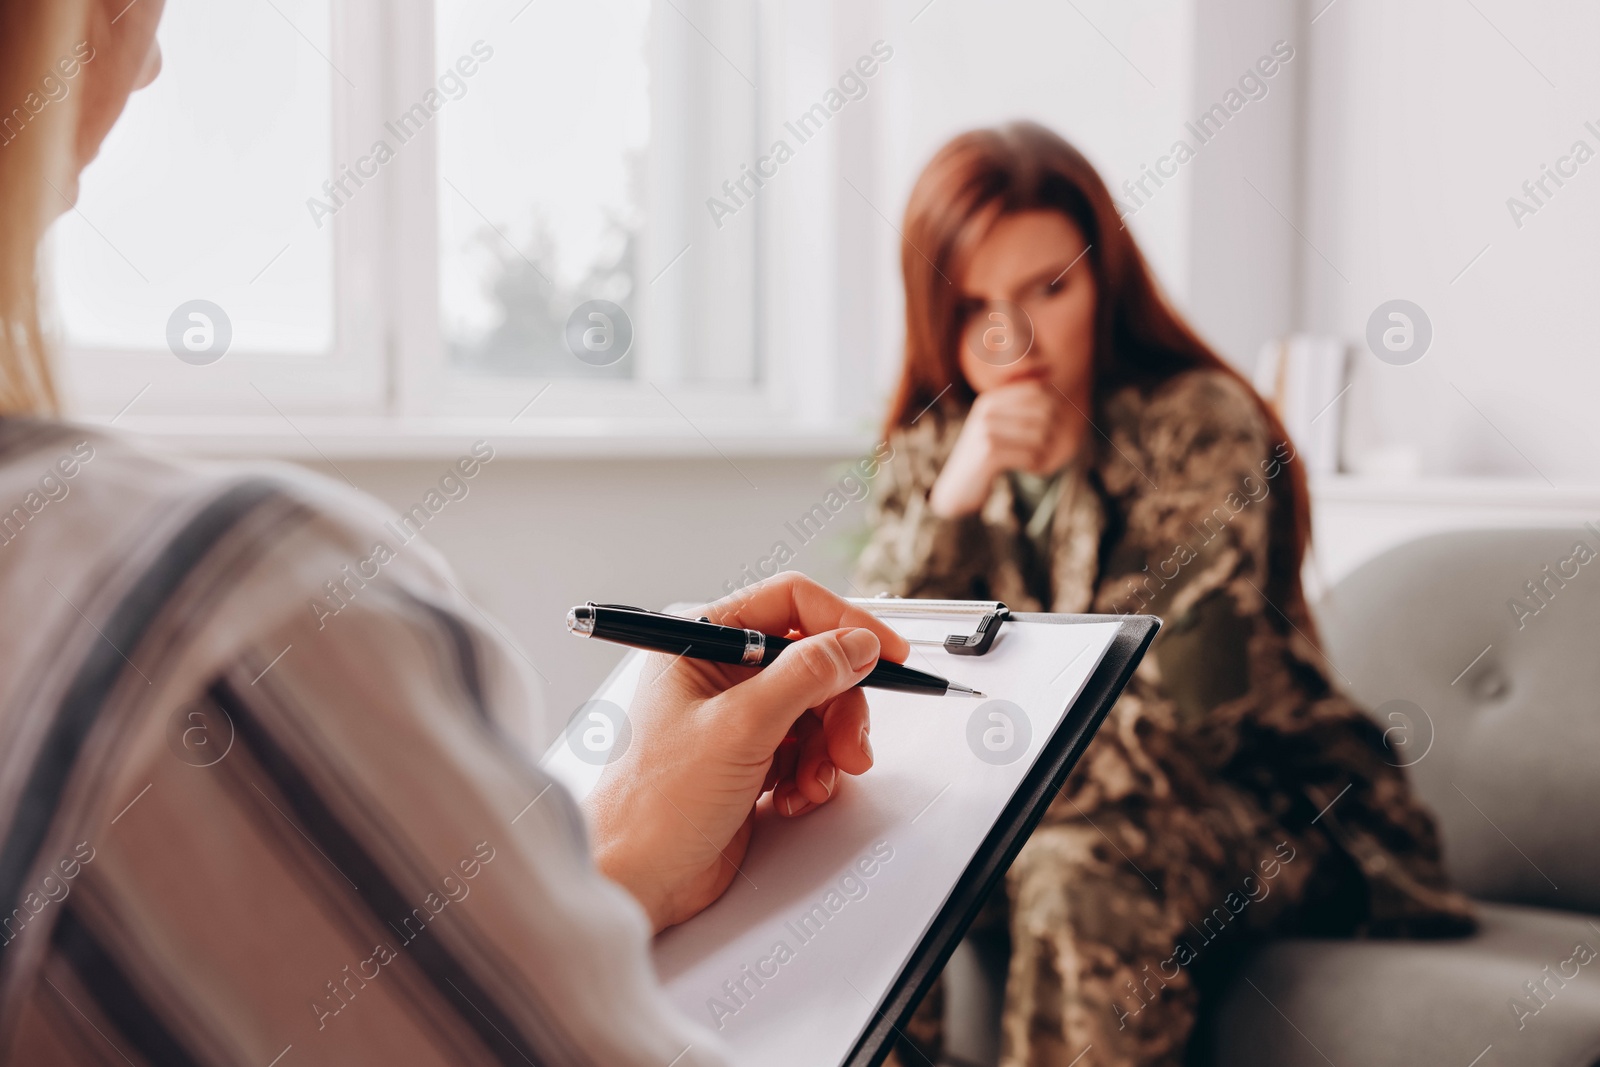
[843,612,1160,1067]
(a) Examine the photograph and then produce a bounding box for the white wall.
[1301,0,1600,480]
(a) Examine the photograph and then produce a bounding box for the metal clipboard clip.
[846,597,1012,657]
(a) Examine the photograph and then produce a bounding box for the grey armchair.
[941,527,1600,1066]
[1202,527,1600,1066]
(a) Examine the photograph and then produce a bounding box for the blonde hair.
[0,0,89,416]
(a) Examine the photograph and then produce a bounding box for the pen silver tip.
[947,683,985,697]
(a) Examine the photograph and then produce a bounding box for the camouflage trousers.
[890,779,1352,1067]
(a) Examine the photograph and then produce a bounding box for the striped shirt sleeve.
[0,449,730,1067]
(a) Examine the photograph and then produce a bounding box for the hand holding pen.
[578,574,914,932]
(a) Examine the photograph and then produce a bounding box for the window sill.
[97,415,880,462]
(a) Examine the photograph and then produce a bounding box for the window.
[50,0,766,424]
[52,1,336,356]
[435,0,650,381]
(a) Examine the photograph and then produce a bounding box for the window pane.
[436,0,650,379]
[49,0,335,355]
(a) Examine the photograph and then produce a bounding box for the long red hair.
[883,121,1314,622]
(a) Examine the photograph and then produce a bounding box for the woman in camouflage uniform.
[854,123,1473,1067]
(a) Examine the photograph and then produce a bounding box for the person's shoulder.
[0,419,210,545]
[1099,367,1277,496]
[35,420,382,524]
[0,419,458,689]
[1112,367,1269,451]
[1151,367,1263,423]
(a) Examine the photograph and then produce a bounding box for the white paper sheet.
[542,619,1122,1066]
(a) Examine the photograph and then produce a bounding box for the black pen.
[566,603,986,697]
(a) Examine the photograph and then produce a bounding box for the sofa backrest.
[1318,526,1600,914]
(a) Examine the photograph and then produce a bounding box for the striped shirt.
[0,420,729,1067]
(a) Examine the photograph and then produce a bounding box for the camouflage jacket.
[854,369,1474,935]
